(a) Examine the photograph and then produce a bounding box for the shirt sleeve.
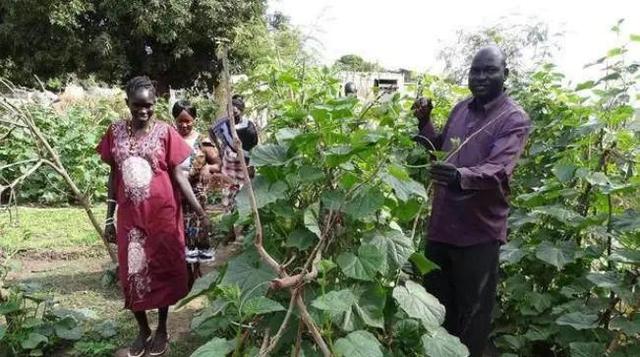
[166,125,193,169]
[96,124,115,165]
[457,111,531,190]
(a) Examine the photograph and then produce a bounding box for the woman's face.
[127,88,156,123]
[175,110,195,137]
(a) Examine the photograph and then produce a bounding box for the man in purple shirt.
[412,45,530,356]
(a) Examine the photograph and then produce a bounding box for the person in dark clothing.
[412,45,531,357]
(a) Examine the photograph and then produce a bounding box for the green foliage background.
[0,0,267,89]
[1,18,640,357]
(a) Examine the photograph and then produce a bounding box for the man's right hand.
[104,224,116,244]
[412,97,433,123]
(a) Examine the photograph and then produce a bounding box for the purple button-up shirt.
[420,92,531,247]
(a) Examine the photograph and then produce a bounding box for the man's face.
[468,50,507,103]
[233,105,242,123]
[175,110,195,137]
[126,88,156,123]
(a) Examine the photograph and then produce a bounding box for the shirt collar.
[468,90,508,114]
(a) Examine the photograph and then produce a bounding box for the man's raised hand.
[412,97,434,122]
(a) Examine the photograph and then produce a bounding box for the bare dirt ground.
[7,242,242,356]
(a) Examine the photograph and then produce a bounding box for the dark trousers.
[423,240,499,357]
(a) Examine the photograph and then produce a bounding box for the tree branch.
[296,294,331,357]
[260,288,300,356]
[0,160,44,195]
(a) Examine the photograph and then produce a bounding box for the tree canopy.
[0,0,267,91]
[438,18,562,84]
[335,54,383,72]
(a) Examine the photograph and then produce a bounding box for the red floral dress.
[97,120,191,311]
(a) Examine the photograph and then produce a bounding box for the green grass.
[0,205,106,252]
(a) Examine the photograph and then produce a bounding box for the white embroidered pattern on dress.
[110,120,167,204]
[127,228,151,301]
[121,156,153,204]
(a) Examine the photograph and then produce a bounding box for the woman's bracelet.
[107,198,116,204]
[105,217,114,226]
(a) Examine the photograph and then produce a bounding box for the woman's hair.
[231,94,245,111]
[125,76,156,97]
[172,99,197,119]
[238,121,258,151]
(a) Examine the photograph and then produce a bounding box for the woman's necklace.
[127,119,155,156]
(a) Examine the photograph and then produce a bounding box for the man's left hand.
[429,162,461,187]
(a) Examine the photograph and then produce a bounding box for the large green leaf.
[337,244,386,281]
[381,172,427,202]
[251,144,289,166]
[366,230,415,270]
[298,165,326,183]
[526,292,552,313]
[275,127,302,143]
[0,301,21,315]
[535,241,577,269]
[353,284,386,329]
[311,289,358,314]
[575,81,596,92]
[286,229,317,251]
[609,249,640,265]
[20,333,48,350]
[612,210,640,232]
[345,189,385,219]
[533,206,584,226]
[236,177,287,217]
[569,342,605,357]
[421,327,470,357]
[586,272,620,289]
[177,271,219,308]
[585,172,610,187]
[523,325,553,341]
[500,241,526,265]
[322,190,346,211]
[190,300,231,334]
[410,252,439,275]
[393,280,445,329]
[242,296,285,317]
[555,312,598,330]
[94,320,117,338]
[190,337,235,357]
[552,161,577,183]
[221,251,276,299]
[610,316,640,335]
[334,330,383,357]
[304,203,322,238]
[54,316,83,340]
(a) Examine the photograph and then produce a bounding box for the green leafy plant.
[494,24,640,356]
[185,24,640,357]
[184,58,473,356]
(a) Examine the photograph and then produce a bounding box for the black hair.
[237,121,258,151]
[172,99,197,119]
[125,76,156,98]
[232,94,245,111]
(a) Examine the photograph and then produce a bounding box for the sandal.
[127,334,152,357]
[148,333,171,356]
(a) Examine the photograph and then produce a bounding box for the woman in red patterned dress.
[98,76,209,357]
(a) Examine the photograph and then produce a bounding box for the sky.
[268,0,640,83]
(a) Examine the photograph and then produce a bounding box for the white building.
[338,70,410,99]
